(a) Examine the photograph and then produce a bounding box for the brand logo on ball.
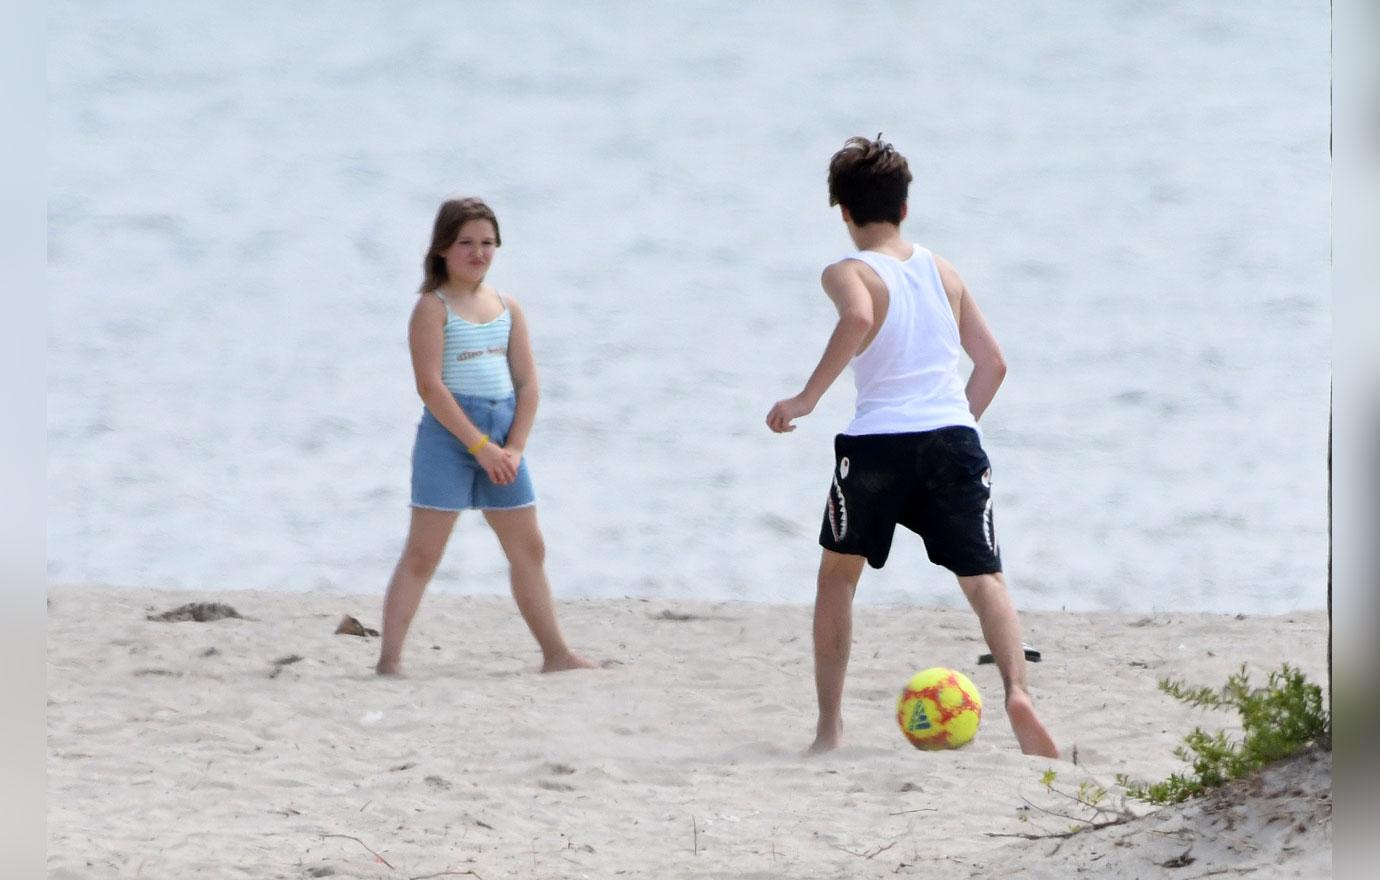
[840,457,850,478]
[908,707,932,731]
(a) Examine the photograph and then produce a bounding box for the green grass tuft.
[1115,663,1329,805]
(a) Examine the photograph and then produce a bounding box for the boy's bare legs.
[483,506,595,672]
[377,508,459,675]
[808,549,866,754]
[957,572,1059,758]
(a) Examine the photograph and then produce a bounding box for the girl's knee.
[509,535,545,568]
[400,547,442,580]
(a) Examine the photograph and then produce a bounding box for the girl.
[376,197,595,676]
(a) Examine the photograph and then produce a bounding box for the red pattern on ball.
[899,672,982,750]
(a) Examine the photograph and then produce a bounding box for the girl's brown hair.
[419,197,502,293]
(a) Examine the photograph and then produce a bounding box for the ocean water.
[47,1,1331,612]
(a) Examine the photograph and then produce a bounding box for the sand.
[47,586,1330,879]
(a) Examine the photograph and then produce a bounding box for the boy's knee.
[958,571,1005,598]
[818,552,864,589]
[816,570,860,598]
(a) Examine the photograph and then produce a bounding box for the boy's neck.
[847,221,907,254]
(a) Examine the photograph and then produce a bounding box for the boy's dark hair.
[827,134,913,225]
[420,197,502,293]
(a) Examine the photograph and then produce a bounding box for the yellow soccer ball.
[896,667,983,750]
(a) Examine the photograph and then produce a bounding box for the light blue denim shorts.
[411,392,536,511]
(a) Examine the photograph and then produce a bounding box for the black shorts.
[818,426,1001,575]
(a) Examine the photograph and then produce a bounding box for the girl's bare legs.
[483,506,595,672]
[957,572,1059,758]
[376,508,459,675]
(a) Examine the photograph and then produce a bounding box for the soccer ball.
[896,667,983,750]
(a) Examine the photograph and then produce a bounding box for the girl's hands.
[475,442,517,485]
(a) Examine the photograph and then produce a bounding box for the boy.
[766,135,1059,758]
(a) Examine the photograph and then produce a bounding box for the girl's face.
[442,219,498,286]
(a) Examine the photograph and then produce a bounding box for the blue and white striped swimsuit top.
[434,290,515,398]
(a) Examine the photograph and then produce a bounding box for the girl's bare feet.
[374,660,404,677]
[805,719,843,755]
[541,652,598,673]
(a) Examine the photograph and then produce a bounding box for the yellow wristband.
[467,434,490,454]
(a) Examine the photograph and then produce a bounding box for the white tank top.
[841,244,978,436]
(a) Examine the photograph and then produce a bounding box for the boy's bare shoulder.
[931,253,968,295]
[820,257,869,284]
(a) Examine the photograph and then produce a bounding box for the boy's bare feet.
[541,652,598,673]
[1006,690,1059,758]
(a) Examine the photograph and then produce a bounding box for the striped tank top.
[434,290,515,398]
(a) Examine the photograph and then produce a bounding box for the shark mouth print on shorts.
[981,468,997,553]
[827,473,848,542]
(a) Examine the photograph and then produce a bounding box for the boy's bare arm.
[936,256,1007,421]
[766,261,874,433]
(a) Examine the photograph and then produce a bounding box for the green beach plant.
[1115,663,1329,805]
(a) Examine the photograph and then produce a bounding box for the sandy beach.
[47,586,1329,878]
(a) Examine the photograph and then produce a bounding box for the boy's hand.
[766,394,815,433]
